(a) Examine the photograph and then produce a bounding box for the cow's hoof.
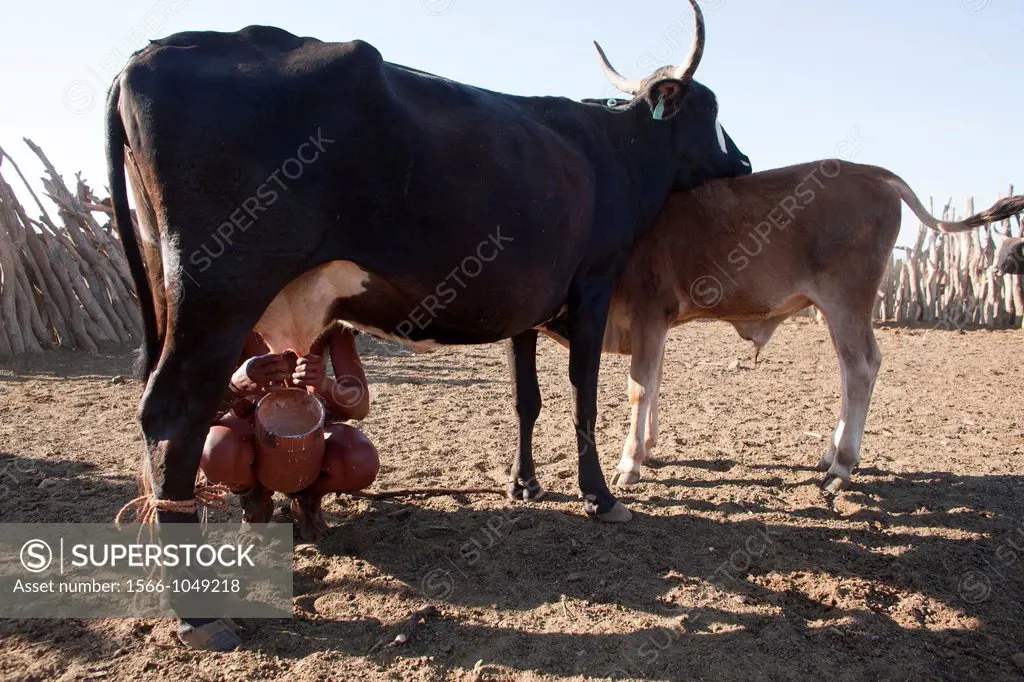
[611,470,641,488]
[508,477,545,502]
[584,497,633,523]
[820,473,848,496]
[177,619,241,651]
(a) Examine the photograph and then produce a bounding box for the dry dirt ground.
[1,320,1022,681]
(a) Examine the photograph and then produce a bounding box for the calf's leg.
[644,348,665,452]
[613,320,668,487]
[817,305,882,493]
[816,319,844,472]
[505,330,545,501]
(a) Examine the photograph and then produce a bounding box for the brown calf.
[542,160,1024,493]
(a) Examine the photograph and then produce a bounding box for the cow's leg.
[141,342,246,515]
[568,283,631,522]
[817,308,882,494]
[138,318,252,650]
[613,321,668,487]
[506,330,546,501]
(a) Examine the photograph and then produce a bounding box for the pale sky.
[2,0,1021,245]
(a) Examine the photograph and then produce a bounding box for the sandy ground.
[0,320,1022,681]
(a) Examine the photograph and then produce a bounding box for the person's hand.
[291,354,328,393]
[231,354,293,394]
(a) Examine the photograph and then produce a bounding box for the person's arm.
[293,328,370,421]
[229,354,293,397]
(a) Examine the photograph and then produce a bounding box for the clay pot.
[254,388,326,493]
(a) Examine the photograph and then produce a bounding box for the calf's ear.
[644,79,688,121]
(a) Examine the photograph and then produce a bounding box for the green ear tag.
[652,94,666,121]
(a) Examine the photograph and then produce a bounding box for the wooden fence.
[875,196,1022,328]
[0,142,1020,359]
[0,141,141,356]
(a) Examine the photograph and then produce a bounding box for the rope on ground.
[346,486,505,500]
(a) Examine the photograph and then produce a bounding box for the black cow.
[995,233,1024,316]
[107,1,749,647]
[996,234,1024,275]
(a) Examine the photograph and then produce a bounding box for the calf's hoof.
[508,477,546,502]
[820,473,848,496]
[611,470,641,488]
[177,619,241,651]
[583,496,633,523]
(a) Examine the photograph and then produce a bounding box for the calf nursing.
[541,160,1024,492]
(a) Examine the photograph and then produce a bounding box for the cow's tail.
[106,78,160,378]
[882,171,1024,233]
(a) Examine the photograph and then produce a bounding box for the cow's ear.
[644,79,687,121]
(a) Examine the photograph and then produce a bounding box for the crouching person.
[200,325,379,541]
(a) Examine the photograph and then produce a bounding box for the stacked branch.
[0,140,142,357]
[880,192,1022,328]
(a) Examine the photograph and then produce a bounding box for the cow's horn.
[593,41,643,95]
[671,0,706,82]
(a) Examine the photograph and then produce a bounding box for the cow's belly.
[255,260,371,353]
[255,259,567,353]
[255,259,450,353]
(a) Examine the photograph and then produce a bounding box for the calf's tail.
[881,172,1024,233]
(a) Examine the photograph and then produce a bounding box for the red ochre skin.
[201,413,258,493]
[200,327,378,540]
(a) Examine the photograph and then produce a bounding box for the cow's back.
[115,25,611,345]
